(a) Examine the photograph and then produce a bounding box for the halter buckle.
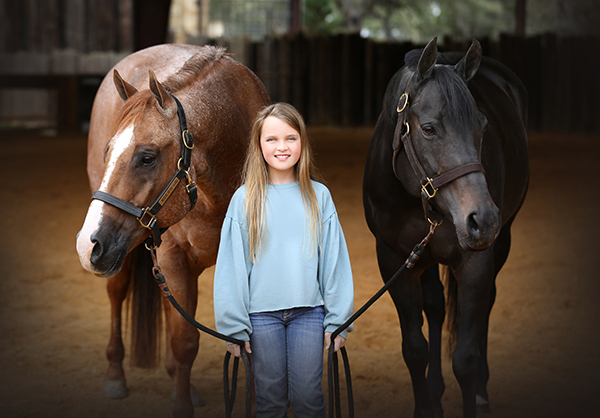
[182,130,194,149]
[421,178,438,199]
[184,170,196,193]
[138,208,157,230]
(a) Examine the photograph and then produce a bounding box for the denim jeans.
[249,305,326,418]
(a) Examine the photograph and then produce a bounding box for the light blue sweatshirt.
[213,180,354,342]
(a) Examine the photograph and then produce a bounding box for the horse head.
[76,70,197,277]
[393,37,501,251]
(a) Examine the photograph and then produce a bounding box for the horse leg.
[164,298,205,408]
[476,224,512,414]
[160,255,201,418]
[422,265,446,418]
[377,241,434,418]
[103,256,132,399]
[475,284,495,414]
[451,255,495,418]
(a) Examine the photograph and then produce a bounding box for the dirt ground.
[1,127,599,418]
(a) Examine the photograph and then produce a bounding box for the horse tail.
[127,244,162,368]
[441,265,459,356]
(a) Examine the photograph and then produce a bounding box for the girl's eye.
[421,125,436,137]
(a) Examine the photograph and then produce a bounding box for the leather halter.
[392,78,485,223]
[91,93,198,249]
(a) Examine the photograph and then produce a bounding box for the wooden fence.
[1,31,598,134]
[247,33,600,134]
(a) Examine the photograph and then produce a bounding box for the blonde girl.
[213,103,354,417]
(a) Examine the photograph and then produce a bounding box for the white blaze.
[76,126,135,272]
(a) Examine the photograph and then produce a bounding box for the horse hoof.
[476,395,491,414]
[103,379,128,399]
[171,385,206,407]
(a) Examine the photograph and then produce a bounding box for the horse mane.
[111,46,230,135]
[165,45,230,91]
[404,48,479,128]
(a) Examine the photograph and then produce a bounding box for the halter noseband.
[392,76,485,223]
[91,93,198,249]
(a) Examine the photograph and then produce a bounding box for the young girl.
[213,102,354,417]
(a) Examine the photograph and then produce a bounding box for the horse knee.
[452,345,481,384]
[172,330,200,365]
[402,335,429,369]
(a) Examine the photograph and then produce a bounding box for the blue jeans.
[249,306,326,418]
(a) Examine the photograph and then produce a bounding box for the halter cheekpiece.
[91,93,198,249]
[392,79,485,224]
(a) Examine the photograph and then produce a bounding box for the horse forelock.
[429,66,479,129]
[112,92,159,137]
[403,49,478,129]
[165,45,230,92]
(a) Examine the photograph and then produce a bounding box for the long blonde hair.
[243,103,322,262]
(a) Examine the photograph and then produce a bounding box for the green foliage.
[302,0,599,41]
[304,0,343,35]
[527,0,600,37]
[432,0,514,40]
[304,0,515,42]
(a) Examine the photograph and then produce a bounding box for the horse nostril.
[467,212,480,235]
[90,233,103,263]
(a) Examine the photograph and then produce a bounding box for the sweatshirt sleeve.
[318,208,355,340]
[213,214,253,343]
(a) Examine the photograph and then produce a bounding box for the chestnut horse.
[363,38,529,418]
[76,44,270,418]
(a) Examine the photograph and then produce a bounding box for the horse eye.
[141,154,156,166]
[421,125,436,137]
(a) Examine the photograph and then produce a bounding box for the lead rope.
[148,221,438,418]
[327,221,439,418]
[149,248,251,418]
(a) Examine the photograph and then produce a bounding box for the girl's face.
[260,116,302,184]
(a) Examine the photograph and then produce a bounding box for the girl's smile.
[260,116,302,184]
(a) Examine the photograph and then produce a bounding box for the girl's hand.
[325,332,346,352]
[227,341,252,358]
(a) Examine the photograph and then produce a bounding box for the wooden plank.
[63,0,86,51]
[132,0,171,51]
[289,34,309,118]
[0,74,80,131]
[330,35,343,125]
[56,75,79,131]
[118,0,134,51]
[277,35,291,104]
[2,0,25,52]
[306,36,321,125]
[539,33,559,131]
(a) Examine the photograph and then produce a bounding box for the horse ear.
[149,70,174,110]
[455,39,482,82]
[417,37,438,82]
[113,69,138,101]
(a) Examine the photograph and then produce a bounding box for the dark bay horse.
[363,38,529,418]
[76,44,270,418]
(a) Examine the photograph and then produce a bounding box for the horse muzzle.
[455,203,501,251]
[76,201,136,277]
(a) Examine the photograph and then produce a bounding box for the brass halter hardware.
[397,93,409,113]
[421,177,438,199]
[182,129,194,150]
